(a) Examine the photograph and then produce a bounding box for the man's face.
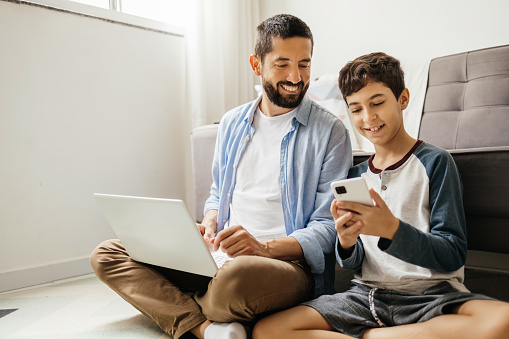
[258,37,312,111]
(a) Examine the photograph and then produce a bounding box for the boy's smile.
[365,123,385,133]
[346,81,409,148]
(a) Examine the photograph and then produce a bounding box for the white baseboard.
[0,256,94,293]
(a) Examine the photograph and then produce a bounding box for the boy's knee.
[486,303,509,338]
[253,318,270,339]
[252,316,277,339]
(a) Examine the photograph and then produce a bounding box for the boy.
[252,52,509,338]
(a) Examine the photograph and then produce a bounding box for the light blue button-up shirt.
[204,95,352,297]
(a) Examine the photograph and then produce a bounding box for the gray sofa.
[190,45,509,301]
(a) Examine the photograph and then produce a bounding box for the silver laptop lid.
[94,193,218,277]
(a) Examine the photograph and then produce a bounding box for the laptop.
[93,193,231,277]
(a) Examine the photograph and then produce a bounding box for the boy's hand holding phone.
[330,178,400,248]
[331,200,363,250]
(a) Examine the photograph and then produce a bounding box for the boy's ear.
[399,88,410,110]
[250,54,261,76]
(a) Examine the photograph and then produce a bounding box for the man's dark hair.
[254,14,313,63]
[338,52,405,101]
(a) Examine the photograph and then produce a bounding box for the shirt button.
[381,185,387,191]
[245,136,250,141]
[222,219,227,223]
[233,164,237,168]
[227,193,231,197]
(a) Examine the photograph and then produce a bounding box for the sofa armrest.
[190,124,219,222]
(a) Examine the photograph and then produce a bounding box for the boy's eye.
[351,109,361,114]
[373,101,385,106]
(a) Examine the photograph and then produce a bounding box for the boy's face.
[346,81,409,147]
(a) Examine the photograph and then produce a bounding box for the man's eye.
[299,64,310,69]
[275,64,286,68]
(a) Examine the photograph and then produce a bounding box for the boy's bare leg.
[253,306,353,339]
[254,300,509,339]
[189,320,212,339]
[363,299,509,339]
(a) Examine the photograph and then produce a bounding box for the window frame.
[22,0,185,37]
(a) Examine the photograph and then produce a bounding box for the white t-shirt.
[228,107,295,241]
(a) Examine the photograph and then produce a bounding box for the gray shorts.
[303,281,493,338]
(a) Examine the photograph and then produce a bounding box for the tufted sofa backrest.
[419,45,509,150]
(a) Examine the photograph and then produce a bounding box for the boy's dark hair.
[338,52,405,101]
[254,14,313,63]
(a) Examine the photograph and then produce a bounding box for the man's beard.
[262,79,309,109]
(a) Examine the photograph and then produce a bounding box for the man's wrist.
[201,209,218,232]
[259,240,271,258]
[262,237,304,261]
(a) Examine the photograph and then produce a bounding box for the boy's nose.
[363,108,378,122]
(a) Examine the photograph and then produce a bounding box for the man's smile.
[281,83,300,93]
[278,81,303,95]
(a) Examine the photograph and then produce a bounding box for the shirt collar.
[244,94,313,127]
[369,140,424,174]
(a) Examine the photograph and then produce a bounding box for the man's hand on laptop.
[197,209,218,245]
[210,225,269,258]
[196,224,215,245]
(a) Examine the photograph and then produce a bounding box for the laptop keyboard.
[211,250,233,268]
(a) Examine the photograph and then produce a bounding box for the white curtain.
[186,0,260,128]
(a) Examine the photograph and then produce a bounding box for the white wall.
[260,0,509,80]
[0,1,187,292]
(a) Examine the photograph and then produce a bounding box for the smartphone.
[330,177,373,206]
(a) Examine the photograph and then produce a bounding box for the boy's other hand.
[331,200,362,250]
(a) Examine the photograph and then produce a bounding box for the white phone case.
[330,177,373,206]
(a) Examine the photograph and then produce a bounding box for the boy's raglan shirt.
[339,141,469,293]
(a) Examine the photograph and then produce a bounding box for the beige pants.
[90,239,314,338]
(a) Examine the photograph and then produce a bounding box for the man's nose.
[286,65,302,83]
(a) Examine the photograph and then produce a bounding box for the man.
[91,14,352,339]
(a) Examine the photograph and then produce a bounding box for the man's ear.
[399,88,410,110]
[249,54,261,76]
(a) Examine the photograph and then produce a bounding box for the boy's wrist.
[385,217,400,240]
[337,238,355,259]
